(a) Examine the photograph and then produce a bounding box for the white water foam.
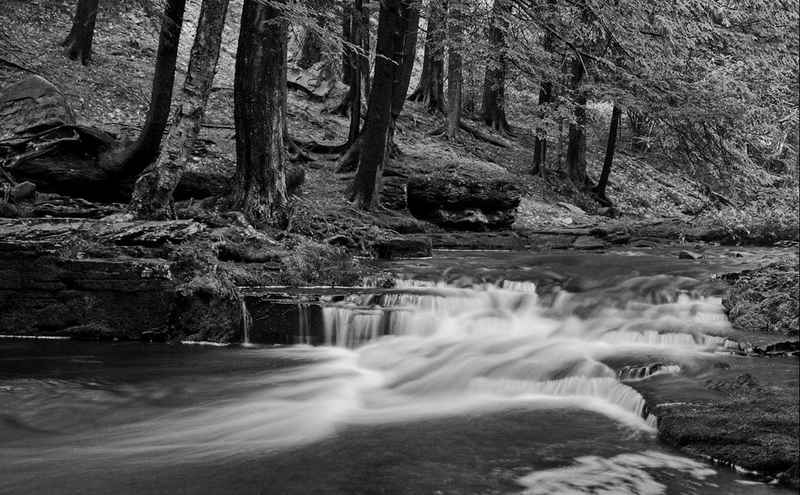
[517,450,717,495]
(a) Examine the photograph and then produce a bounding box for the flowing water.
[0,249,794,494]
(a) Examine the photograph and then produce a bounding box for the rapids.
[0,249,794,494]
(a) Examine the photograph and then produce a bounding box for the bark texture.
[130,0,229,219]
[408,0,445,113]
[565,57,587,185]
[232,0,289,226]
[480,0,510,134]
[350,0,403,209]
[594,104,621,201]
[446,0,462,139]
[62,0,99,65]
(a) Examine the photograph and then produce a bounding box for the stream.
[0,248,795,494]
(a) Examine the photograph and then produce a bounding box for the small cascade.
[240,296,253,346]
[310,273,737,430]
[469,376,657,427]
[618,364,682,382]
[297,303,311,344]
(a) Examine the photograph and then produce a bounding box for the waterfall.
[240,296,253,346]
[312,275,736,429]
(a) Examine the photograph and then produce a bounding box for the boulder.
[406,162,521,231]
[0,75,75,143]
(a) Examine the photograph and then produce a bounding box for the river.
[0,248,795,494]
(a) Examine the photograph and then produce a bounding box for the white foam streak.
[518,450,717,495]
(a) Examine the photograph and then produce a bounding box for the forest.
[0,0,799,492]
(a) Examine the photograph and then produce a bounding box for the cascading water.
[1,254,790,495]
[315,277,732,429]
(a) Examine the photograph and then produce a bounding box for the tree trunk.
[594,104,621,201]
[62,0,99,65]
[129,0,229,219]
[408,0,445,113]
[532,24,554,176]
[346,0,365,144]
[232,0,289,226]
[565,57,588,186]
[446,0,462,140]
[387,0,420,152]
[480,0,510,134]
[114,0,187,179]
[350,0,403,210]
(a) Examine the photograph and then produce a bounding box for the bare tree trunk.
[130,0,229,219]
[594,104,621,202]
[387,0,420,153]
[408,0,445,113]
[232,0,289,226]
[446,0,462,140]
[565,57,588,186]
[480,0,511,134]
[62,0,99,65]
[350,0,403,209]
[113,0,186,179]
[532,23,554,175]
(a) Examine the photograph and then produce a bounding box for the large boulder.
[0,75,76,143]
[406,161,521,231]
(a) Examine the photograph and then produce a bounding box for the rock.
[597,206,620,218]
[573,236,606,250]
[10,181,36,201]
[678,250,703,260]
[556,202,586,216]
[217,242,283,263]
[723,262,799,337]
[0,75,75,142]
[0,202,21,218]
[373,236,432,260]
[424,231,526,250]
[764,341,800,355]
[171,273,245,343]
[381,176,407,210]
[406,161,521,231]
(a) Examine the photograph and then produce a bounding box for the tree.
[62,0,99,65]
[298,0,331,69]
[564,56,588,185]
[388,0,421,151]
[408,0,446,113]
[446,0,463,139]
[531,2,556,176]
[231,0,289,226]
[349,0,406,209]
[129,0,229,219]
[113,0,187,179]
[594,104,621,203]
[338,0,370,146]
[480,0,511,134]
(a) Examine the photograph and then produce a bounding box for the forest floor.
[3,0,797,252]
